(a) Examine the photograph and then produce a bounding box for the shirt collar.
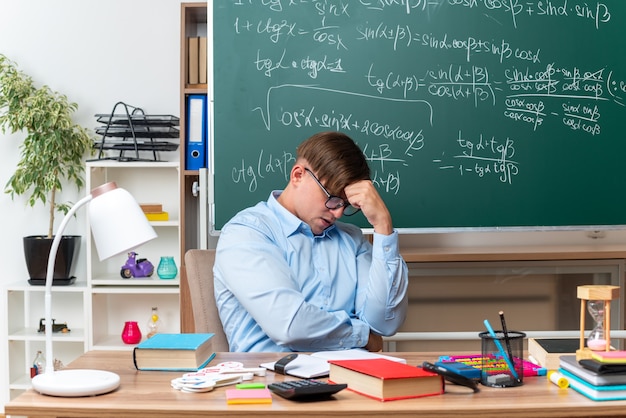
[268,191,336,238]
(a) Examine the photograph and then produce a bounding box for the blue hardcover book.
[133,333,215,371]
[559,368,626,401]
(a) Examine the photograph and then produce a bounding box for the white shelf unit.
[3,161,183,406]
[4,282,89,401]
[86,160,182,350]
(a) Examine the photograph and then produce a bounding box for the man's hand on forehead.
[345,180,392,235]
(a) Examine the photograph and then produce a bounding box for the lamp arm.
[43,193,93,375]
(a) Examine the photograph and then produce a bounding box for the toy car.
[120,251,154,278]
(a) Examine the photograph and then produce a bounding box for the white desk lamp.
[31,182,157,397]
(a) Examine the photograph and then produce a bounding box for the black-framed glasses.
[305,168,360,216]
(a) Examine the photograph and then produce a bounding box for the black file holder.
[90,101,180,162]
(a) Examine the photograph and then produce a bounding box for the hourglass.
[587,300,607,351]
[577,285,620,360]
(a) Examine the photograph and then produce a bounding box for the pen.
[483,319,520,381]
[499,311,521,383]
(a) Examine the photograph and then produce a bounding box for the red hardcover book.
[328,358,443,401]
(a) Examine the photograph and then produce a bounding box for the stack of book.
[559,352,626,401]
[187,36,207,85]
[140,203,169,222]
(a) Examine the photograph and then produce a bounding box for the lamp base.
[31,369,120,397]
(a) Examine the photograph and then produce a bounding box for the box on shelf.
[140,203,163,213]
[145,212,169,221]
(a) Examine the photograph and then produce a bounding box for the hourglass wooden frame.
[576,285,620,360]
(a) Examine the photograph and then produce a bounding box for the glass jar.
[121,321,142,344]
[146,306,162,339]
[157,256,178,279]
[31,350,45,377]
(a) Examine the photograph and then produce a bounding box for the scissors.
[171,375,218,393]
[171,374,246,393]
[192,361,266,377]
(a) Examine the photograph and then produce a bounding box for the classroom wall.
[0,0,184,365]
[1,0,625,291]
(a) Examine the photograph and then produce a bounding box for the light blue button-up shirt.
[214,191,408,352]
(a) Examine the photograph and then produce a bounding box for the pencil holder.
[479,330,526,387]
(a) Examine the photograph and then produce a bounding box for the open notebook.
[260,349,406,378]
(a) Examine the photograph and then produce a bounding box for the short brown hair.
[296,131,370,196]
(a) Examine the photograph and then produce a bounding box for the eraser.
[487,373,513,385]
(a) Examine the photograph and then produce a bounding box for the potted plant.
[0,54,94,285]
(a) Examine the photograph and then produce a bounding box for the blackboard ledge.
[209,225,626,237]
[389,225,626,235]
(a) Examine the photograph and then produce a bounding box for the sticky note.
[225,388,272,404]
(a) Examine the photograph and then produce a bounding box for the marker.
[483,319,520,381]
[236,382,266,389]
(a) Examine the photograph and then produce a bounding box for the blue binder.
[185,94,207,170]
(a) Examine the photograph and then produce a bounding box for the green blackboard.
[210,1,626,233]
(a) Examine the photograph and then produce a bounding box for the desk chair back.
[184,249,229,351]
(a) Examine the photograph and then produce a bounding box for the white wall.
[0,0,183,287]
[0,4,184,406]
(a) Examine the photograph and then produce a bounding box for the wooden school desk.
[6,351,626,418]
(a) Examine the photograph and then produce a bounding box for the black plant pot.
[24,235,81,285]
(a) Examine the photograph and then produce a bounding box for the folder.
[185,94,207,170]
[188,37,199,85]
[199,37,207,84]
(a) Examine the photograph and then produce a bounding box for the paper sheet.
[260,349,406,378]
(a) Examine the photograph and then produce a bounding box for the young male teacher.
[214,131,409,352]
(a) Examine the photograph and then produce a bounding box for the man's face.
[297,167,345,235]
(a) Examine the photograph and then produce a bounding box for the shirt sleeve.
[355,230,409,336]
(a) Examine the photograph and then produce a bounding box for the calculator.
[268,379,347,400]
